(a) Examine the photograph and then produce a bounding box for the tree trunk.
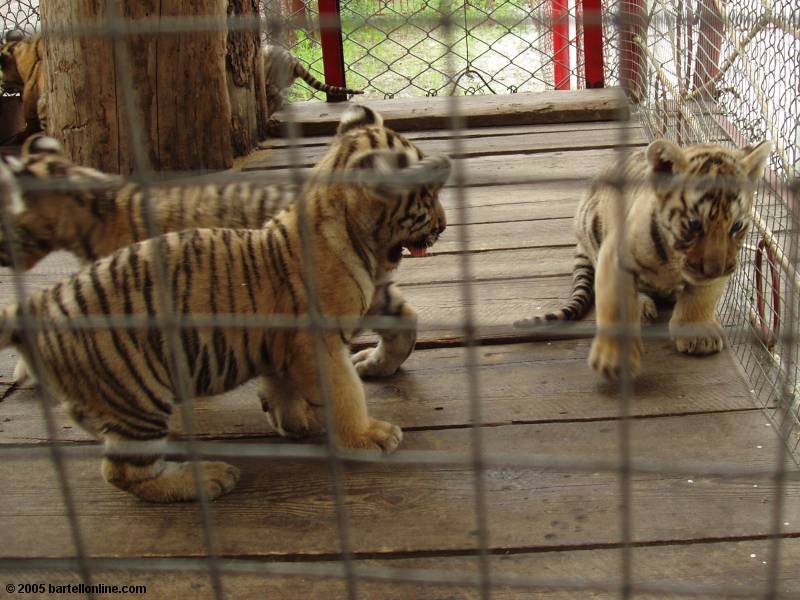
[40,0,262,173]
[227,0,269,155]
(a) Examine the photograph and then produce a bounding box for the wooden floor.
[1,90,799,598]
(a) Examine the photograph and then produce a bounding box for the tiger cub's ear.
[22,134,64,158]
[646,139,688,175]
[348,149,451,201]
[3,29,25,43]
[740,140,771,183]
[647,139,688,195]
[337,105,384,135]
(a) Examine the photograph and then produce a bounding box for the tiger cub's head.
[0,135,119,269]
[313,105,450,269]
[647,139,771,285]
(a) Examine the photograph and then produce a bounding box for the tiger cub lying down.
[1,125,421,389]
[0,105,450,501]
[516,139,770,379]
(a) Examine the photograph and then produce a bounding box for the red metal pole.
[619,0,645,102]
[318,0,347,102]
[580,0,604,88]
[552,0,571,90]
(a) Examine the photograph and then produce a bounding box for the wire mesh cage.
[0,0,38,34]
[262,0,607,101]
[0,0,38,97]
[626,0,800,457]
[0,0,798,597]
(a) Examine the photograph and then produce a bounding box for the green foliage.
[285,0,539,102]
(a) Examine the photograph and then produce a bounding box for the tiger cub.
[0,134,295,270]
[1,125,423,394]
[0,30,46,138]
[263,45,362,129]
[515,139,770,379]
[0,105,450,501]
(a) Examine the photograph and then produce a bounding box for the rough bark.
[40,0,245,173]
[226,0,269,155]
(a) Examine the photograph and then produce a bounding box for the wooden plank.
[0,337,756,444]
[270,88,630,135]
[434,218,573,253]
[241,148,631,192]
[399,246,574,285]
[0,246,578,297]
[27,538,800,599]
[0,412,796,558]
[258,120,645,151]
[248,124,647,170]
[442,193,579,226]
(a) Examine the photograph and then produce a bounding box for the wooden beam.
[271,88,630,135]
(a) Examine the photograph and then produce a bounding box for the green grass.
[285,0,539,101]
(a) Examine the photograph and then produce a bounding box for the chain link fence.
[0,0,37,33]
[0,1,38,97]
[263,0,606,101]
[625,0,800,457]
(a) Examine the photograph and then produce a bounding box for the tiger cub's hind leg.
[259,375,324,438]
[638,292,658,323]
[102,436,240,503]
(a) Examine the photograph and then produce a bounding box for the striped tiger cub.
[1,121,426,397]
[515,139,770,379]
[0,105,450,501]
[0,30,46,138]
[0,134,294,395]
[0,134,295,270]
[263,45,362,128]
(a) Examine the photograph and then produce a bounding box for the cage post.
[619,0,645,103]
[551,0,571,90]
[580,0,604,88]
[318,0,348,102]
[692,0,723,96]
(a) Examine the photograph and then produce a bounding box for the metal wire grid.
[261,0,598,101]
[0,2,797,599]
[0,0,38,97]
[0,0,37,34]
[627,0,800,458]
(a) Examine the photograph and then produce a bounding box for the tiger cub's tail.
[513,247,595,328]
[291,57,363,97]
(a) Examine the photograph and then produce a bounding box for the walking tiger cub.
[0,30,46,138]
[0,105,450,501]
[263,45,363,131]
[1,117,427,397]
[515,139,771,379]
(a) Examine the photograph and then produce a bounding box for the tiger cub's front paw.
[672,321,724,355]
[589,334,642,380]
[340,418,403,454]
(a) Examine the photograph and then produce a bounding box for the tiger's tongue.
[408,246,428,258]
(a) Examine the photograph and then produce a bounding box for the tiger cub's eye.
[730,221,744,234]
[687,218,703,233]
